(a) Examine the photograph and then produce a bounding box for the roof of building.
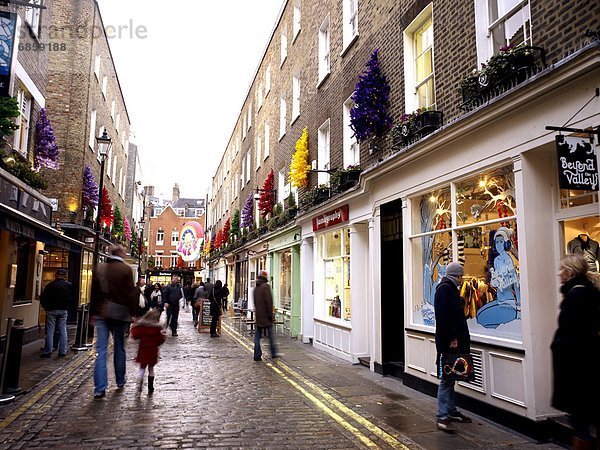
[172,198,205,209]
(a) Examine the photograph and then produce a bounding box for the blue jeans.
[44,310,68,355]
[253,326,277,360]
[94,317,128,395]
[437,379,458,419]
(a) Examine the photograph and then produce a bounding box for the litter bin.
[3,319,25,395]
[72,304,89,351]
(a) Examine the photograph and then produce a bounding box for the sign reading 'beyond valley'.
[556,135,598,191]
[312,205,349,231]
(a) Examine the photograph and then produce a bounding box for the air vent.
[459,350,484,392]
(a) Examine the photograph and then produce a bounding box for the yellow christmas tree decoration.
[289,127,310,188]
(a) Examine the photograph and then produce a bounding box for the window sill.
[280,56,287,68]
[340,33,359,57]
[314,316,352,330]
[263,154,269,161]
[278,132,286,142]
[404,326,525,353]
[317,72,330,89]
[292,29,301,44]
[290,114,300,126]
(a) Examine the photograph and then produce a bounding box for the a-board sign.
[201,300,211,326]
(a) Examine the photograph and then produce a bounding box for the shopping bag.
[438,353,475,382]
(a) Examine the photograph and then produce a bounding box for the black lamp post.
[253,187,277,201]
[138,218,145,276]
[93,130,112,268]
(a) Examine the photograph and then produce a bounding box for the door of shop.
[235,259,248,308]
[380,200,404,378]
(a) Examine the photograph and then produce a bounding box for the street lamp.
[254,187,277,201]
[93,130,112,268]
[138,218,145,276]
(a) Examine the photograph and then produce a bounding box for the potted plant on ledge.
[334,165,362,192]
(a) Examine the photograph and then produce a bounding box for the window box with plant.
[391,108,443,149]
[332,164,362,192]
[313,184,331,205]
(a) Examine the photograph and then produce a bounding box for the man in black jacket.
[162,275,184,336]
[434,262,472,432]
[40,269,73,358]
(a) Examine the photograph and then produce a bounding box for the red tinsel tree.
[214,228,223,249]
[258,169,276,218]
[99,187,113,229]
[222,218,230,244]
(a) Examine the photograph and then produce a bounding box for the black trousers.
[166,308,179,334]
[210,314,219,335]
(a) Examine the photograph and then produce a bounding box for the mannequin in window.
[567,234,600,273]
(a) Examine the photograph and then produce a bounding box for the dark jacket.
[162,283,183,311]
[90,257,137,319]
[551,275,600,419]
[434,277,470,355]
[210,287,223,316]
[40,279,73,311]
[254,279,273,328]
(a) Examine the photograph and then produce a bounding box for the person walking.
[434,262,472,432]
[552,254,600,450]
[222,283,230,313]
[90,245,137,399]
[39,269,73,358]
[130,308,166,394]
[253,270,278,361]
[136,278,149,318]
[148,283,163,310]
[209,280,223,337]
[162,275,184,336]
[192,282,206,327]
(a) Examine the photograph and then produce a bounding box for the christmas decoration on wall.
[113,206,124,239]
[0,96,20,136]
[241,194,254,228]
[258,169,276,218]
[204,237,211,255]
[222,218,230,245]
[34,108,60,171]
[230,209,240,239]
[214,228,223,249]
[123,216,132,241]
[99,187,113,229]
[350,49,392,143]
[289,127,310,188]
[131,231,138,257]
[82,165,99,210]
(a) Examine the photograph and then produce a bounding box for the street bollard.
[3,318,25,395]
[0,318,16,403]
[72,304,89,351]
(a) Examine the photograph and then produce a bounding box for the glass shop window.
[411,165,522,341]
[279,250,292,311]
[562,215,600,273]
[14,238,35,304]
[319,228,351,321]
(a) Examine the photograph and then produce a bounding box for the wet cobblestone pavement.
[0,311,563,449]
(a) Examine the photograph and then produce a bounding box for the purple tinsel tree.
[124,217,132,241]
[350,49,393,143]
[81,165,99,209]
[241,194,254,228]
[34,108,60,170]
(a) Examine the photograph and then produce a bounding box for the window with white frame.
[257,81,263,109]
[265,65,271,95]
[256,136,262,169]
[155,251,164,267]
[246,152,251,183]
[25,0,42,36]
[247,104,252,130]
[318,16,330,83]
[170,251,178,267]
[317,228,351,321]
[410,164,521,341]
[231,177,236,204]
[88,109,97,150]
[292,73,301,120]
[293,3,301,41]
[278,170,291,204]
[13,89,31,156]
[171,231,179,246]
[152,207,163,217]
[241,154,246,185]
[281,27,288,65]
[94,55,101,79]
[475,0,531,64]
[175,208,185,217]
[106,144,113,178]
[279,97,286,138]
[343,0,358,50]
[110,100,116,119]
[343,97,359,168]
[264,122,270,159]
[156,230,164,245]
[118,167,123,194]
[101,76,108,97]
[404,5,435,112]
[112,152,117,181]
[116,113,120,133]
[317,120,331,185]
[242,116,247,139]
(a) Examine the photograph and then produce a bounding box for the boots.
[148,376,154,393]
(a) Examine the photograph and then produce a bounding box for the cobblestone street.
[0,311,562,449]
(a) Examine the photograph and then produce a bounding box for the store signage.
[0,12,17,97]
[312,205,349,231]
[556,135,598,191]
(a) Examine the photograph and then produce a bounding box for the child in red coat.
[130,308,166,393]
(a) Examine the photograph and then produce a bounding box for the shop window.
[318,228,351,321]
[560,188,598,209]
[279,250,292,311]
[80,250,93,304]
[563,216,600,273]
[14,238,34,304]
[411,165,521,341]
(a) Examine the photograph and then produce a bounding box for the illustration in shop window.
[417,168,521,334]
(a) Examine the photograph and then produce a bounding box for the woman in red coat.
[130,309,166,393]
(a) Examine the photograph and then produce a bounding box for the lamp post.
[253,187,277,201]
[138,218,145,277]
[93,130,112,268]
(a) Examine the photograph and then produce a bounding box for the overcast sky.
[97,0,284,200]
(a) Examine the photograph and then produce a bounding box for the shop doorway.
[235,259,248,308]
[380,200,404,378]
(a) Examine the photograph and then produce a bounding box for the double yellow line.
[222,323,411,449]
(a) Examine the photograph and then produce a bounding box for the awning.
[0,203,85,253]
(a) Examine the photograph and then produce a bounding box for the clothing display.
[567,235,600,272]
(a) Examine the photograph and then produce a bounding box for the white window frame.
[246,151,251,184]
[256,136,262,169]
[257,81,263,110]
[94,55,101,80]
[155,251,164,267]
[112,150,117,181]
[25,0,42,36]
[281,28,288,66]
[171,231,179,246]
[88,109,97,150]
[110,99,116,120]
[13,89,31,157]
[242,115,247,139]
[101,75,108,97]
[317,119,331,185]
[342,0,359,51]
[116,113,121,134]
[343,97,359,168]
[293,3,301,42]
[156,230,164,246]
[403,4,436,112]
[247,104,252,130]
[279,97,287,139]
[292,73,301,121]
[265,65,271,95]
[318,16,331,83]
[264,122,270,159]
[170,251,178,267]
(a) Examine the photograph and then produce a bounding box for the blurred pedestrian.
[209,280,223,337]
[39,269,73,358]
[192,282,206,327]
[136,278,149,318]
[253,270,278,361]
[130,308,166,394]
[434,262,472,432]
[90,245,137,399]
[222,283,230,313]
[162,275,184,336]
[148,283,162,310]
[552,254,600,449]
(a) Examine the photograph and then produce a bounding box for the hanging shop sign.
[556,135,598,191]
[312,205,349,231]
[0,12,17,97]
[177,221,204,263]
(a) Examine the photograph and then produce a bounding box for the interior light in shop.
[429,195,437,203]
[479,179,487,188]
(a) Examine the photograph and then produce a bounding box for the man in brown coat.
[253,270,278,361]
[90,245,137,399]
